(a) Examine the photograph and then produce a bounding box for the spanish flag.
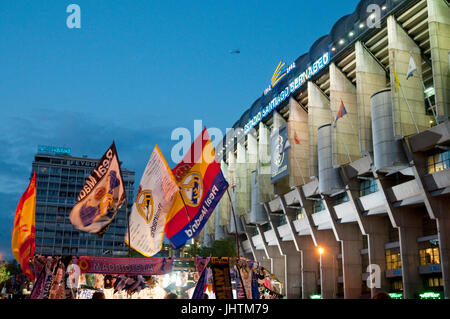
[164,128,229,249]
[11,171,36,280]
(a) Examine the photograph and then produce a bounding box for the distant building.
[32,145,135,257]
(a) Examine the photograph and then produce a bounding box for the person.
[165,292,178,299]
[372,291,391,299]
[92,291,105,299]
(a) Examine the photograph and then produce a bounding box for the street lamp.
[318,247,324,255]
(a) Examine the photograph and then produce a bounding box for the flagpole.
[292,154,306,185]
[226,188,247,299]
[398,84,419,134]
[333,114,352,164]
[346,116,362,155]
[226,189,240,261]
[125,198,131,258]
[179,190,197,258]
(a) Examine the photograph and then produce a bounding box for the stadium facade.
[32,145,135,258]
[200,0,450,299]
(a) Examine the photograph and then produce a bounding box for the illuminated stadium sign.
[38,145,71,155]
[245,51,330,134]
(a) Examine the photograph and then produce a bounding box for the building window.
[312,200,325,214]
[426,277,443,289]
[334,193,349,206]
[360,179,379,196]
[391,280,403,292]
[386,248,401,270]
[419,247,440,266]
[427,151,450,174]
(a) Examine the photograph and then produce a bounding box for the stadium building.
[32,145,135,258]
[199,0,450,299]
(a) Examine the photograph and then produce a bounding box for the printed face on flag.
[126,145,179,257]
[165,128,229,249]
[69,143,125,234]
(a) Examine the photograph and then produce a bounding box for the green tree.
[192,238,237,258]
[0,262,11,285]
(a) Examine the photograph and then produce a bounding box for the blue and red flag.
[164,128,229,249]
[334,99,348,126]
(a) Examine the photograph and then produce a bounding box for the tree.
[192,238,237,258]
[0,262,11,286]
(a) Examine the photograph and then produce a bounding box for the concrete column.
[427,0,450,119]
[256,225,286,295]
[329,63,360,165]
[288,97,309,187]
[307,81,331,179]
[387,15,430,137]
[258,122,273,204]
[322,197,363,299]
[263,202,302,298]
[317,230,340,299]
[378,175,425,298]
[365,216,391,297]
[405,137,450,299]
[235,139,250,217]
[280,195,319,298]
[341,162,391,297]
[299,236,320,299]
[397,208,423,299]
[355,41,388,153]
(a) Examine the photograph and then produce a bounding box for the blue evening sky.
[0,0,357,259]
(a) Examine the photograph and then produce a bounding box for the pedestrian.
[92,291,105,299]
[165,292,178,299]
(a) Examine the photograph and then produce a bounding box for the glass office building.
[32,145,135,257]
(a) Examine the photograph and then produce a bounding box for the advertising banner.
[271,124,289,183]
[77,256,173,276]
[211,257,233,299]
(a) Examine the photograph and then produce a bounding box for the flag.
[69,142,126,234]
[294,131,301,144]
[406,55,418,80]
[126,145,179,256]
[164,128,229,249]
[11,171,36,280]
[393,67,401,92]
[333,99,348,126]
[281,138,291,153]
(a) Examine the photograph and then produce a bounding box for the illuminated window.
[427,277,443,288]
[386,248,401,270]
[392,280,403,292]
[297,208,306,220]
[419,247,440,265]
[427,151,450,174]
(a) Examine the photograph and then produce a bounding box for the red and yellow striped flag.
[11,171,36,280]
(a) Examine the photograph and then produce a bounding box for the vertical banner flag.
[69,142,125,234]
[333,99,348,126]
[165,128,229,249]
[294,131,301,145]
[211,257,233,299]
[126,145,179,256]
[406,55,418,80]
[271,124,289,183]
[393,67,401,92]
[11,171,36,280]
